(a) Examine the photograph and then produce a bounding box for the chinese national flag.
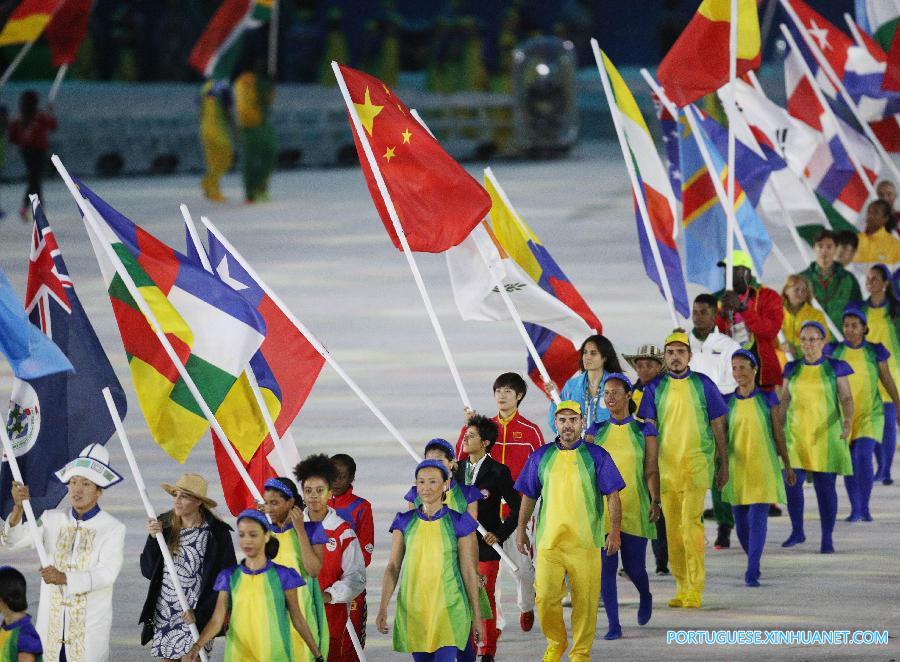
[338,64,491,253]
[657,0,761,107]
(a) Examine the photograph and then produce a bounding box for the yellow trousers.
[662,487,707,601]
[534,546,601,662]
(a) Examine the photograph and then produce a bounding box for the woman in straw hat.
[139,473,236,661]
[3,443,126,662]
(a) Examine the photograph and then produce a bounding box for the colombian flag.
[657,0,761,107]
[0,0,61,46]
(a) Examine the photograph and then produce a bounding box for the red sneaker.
[520,610,534,632]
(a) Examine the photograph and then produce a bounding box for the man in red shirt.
[456,372,543,633]
[329,454,374,655]
[714,250,784,391]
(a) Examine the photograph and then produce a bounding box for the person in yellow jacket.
[781,274,830,359]
[199,79,234,202]
[854,200,900,264]
[234,59,277,203]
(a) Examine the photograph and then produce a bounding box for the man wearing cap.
[514,400,624,662]
[3,444,126,662]
[623,345,665,417]
[715,250,784,392]
[690,292,742,550]
[623,344,668,575]
[800,229,863,329]
[637,331,729,609]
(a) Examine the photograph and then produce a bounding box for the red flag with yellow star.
[338,63,491,253]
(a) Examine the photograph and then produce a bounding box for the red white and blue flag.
[1,197,126,519]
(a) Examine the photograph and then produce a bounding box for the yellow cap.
[554,399,582,416]
[717,249,754,272]
[664,330,691,349]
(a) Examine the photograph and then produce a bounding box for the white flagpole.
[52,155,266,506]
[778,8,897,187]
[267,0,279,79]
[726,0,739,290]
[592,39,681,329]
[102,387,209,662]
[407,109,563,400]
[181,205,293,477]
[0,40,35,88]
[48,64,68,103]
[198,217,517,573]
[331,61,472,409]
[0,415,50,567]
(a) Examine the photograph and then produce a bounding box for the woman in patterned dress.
[139,473,236,661]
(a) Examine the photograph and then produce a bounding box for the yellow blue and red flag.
[485,176,601,392]
[600,50,689,319]
[679,109,772,291]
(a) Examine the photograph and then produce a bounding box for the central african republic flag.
[76,179,268,463]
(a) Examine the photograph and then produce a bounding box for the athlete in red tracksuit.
[296,454,366,662]
[329,454,374,656]
[455,372,543,633]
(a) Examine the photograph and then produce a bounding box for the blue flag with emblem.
[1,198,126,519]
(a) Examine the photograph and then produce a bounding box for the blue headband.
[424,437,454,458]
[604,372,633,392]
[842,306,867,326]
[263,478,295,500]
[800,320,826,339]
[731,348,758,367]
[415,459,450,480]
[236,508,270,532]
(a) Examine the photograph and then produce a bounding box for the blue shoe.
[781,533,806,548]
[884,478,894,485]
[604,625,623,640]
[820,542,835,554]
[637,592,652,626]
[862,513,873,522]
[845,513,863,522]
[745,578,760,587]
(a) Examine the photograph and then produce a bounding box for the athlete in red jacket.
[455,372,543,633]
[329,454,374,656]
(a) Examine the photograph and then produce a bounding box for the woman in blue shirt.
[547,334,625,440]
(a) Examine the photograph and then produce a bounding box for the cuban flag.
[1,197,126,519]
